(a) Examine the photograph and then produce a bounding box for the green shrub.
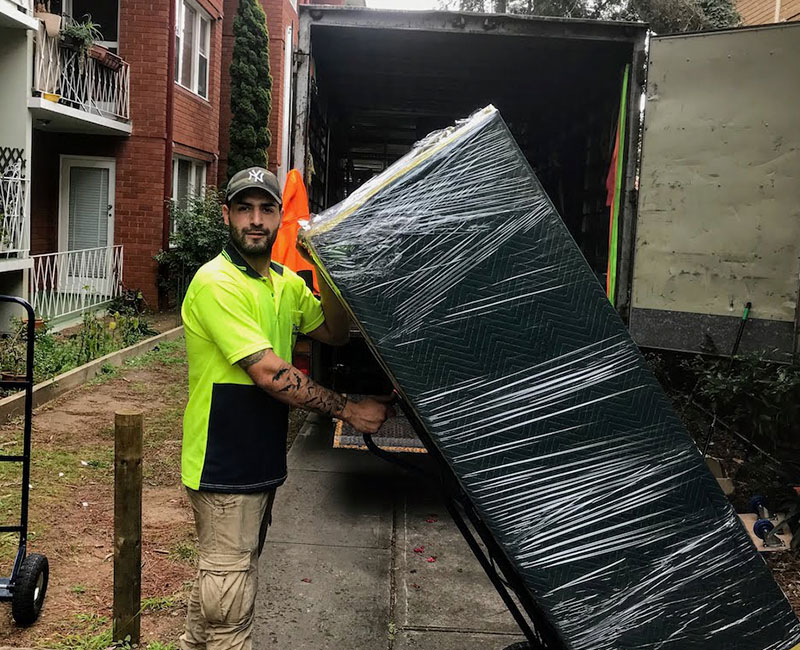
[155,190,229,304]
[683,353,800,446]
[0,310,155,386]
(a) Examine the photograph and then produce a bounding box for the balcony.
[30,245,124,325]
[0,0,38,30]
[0,148,29,262]
[29,21,131,135]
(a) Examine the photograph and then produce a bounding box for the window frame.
[175,0,211,100]
[170,156,208,242]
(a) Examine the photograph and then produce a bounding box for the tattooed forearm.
[269,363,348,417]
[241,348,350,418]
[238,349,267,368]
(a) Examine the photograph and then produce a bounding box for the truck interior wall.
[306,25,636,283]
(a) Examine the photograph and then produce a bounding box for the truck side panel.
[630,24,800,360]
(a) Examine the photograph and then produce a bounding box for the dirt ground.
[0,336,305,648]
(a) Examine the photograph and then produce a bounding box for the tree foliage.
[228,0,272,179]
[439,0,741,33]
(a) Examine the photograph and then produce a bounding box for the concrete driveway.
[254,414,527,649]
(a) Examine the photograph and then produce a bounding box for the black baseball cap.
[225,166,282,206]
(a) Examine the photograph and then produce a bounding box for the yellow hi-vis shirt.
[180,243,324,492]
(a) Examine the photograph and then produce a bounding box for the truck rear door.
[629,23,800,361]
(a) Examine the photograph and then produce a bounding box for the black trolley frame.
[363,394,568,650]
[0,297,37,604]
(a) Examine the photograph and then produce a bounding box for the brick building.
[28,0,225,317]
[0,0,363,327]
[736,0,800,24]
[0,0,226,325]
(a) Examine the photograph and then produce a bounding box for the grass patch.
[0,528,41,569]
[147,643,177,650]
[45,628,113,650]
[0,443,113,509]
[141,595,177,612]
[125,340,185,369]
[169,539,198,564]
[82,458,111,470]
[146,406,186,445]
[1,337,190,642]
[87,362,121,385]
[43,613,113,650]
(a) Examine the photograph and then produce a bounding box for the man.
[179,166,392,649]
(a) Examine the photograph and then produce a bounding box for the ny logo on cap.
[249,169,265,183]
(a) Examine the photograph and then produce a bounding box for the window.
[171,157,207,238]
[65,0,120,51]
[175,0,211,99]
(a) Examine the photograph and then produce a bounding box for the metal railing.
[30,245,124,322]
[0,161,28,257]
[33,22,130,122]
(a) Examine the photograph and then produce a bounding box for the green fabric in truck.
[305,106,800,650]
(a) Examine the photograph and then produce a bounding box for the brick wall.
[736,0,800,24]
[218,0,298,185]
[117,0,223,305]
[115,0,171,306]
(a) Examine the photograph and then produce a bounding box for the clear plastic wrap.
[305,106,800,649]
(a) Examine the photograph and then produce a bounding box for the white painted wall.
[0,26,32,153]
[0,24,34,295]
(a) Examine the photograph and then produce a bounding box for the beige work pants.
[180,488,276,650]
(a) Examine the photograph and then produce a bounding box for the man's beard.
[229,224,277,256]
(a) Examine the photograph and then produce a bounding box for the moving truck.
[287,7,800,394]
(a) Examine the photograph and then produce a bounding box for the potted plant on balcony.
[89,43,123,72]
[59,17,103,64]
[34,1,61,38]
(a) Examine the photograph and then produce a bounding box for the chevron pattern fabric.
[306,106,800,650]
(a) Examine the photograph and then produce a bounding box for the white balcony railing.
[33,22,130,122]
[0,161,28,257]
[30,245,124,322]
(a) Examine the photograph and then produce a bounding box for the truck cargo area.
[296,9,646,394]
[299,9,645,281]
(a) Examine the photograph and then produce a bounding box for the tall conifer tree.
[228,0,272,178]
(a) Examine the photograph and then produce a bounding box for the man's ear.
[222,203,230,226]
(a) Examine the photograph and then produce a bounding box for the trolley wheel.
[502,644,532,650]
[754,518,775,541]
[749,495,767,515]
[11,553,49,626]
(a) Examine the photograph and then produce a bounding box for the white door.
[59,157,116,295]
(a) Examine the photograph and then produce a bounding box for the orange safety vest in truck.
[272,169,319,293]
